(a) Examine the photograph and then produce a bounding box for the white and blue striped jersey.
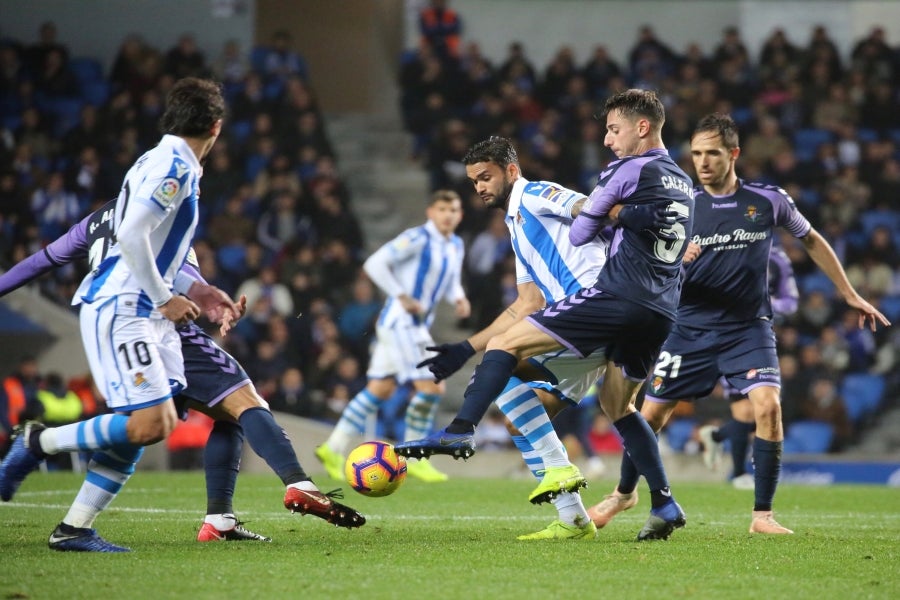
[506,177,607,303]
[367,220,466,329]
[75,134,201,316]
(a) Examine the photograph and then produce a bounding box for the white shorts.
[367,322,435,383]
[80,297,185,412]
[526,348,607,404]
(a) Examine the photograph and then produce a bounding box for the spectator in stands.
[236,265,294,320]
[212,38,250,84]
[164,34,208,80]
[1,357,40,448]
[34,372,83,427]
[24,21,69,75]
[336,276,381,360]
[800,377,852,450]
[30,170,79,240]
[269,367,318,418]
[419,0,462,62]
[262,30,308,83]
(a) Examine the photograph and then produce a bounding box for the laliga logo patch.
[152,178,181,206]
[744,205,759,223]
[650,376,665,393]
[746,369,757,379]
[133,372,150,390]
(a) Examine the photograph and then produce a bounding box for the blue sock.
[450,350,519,431]
[722,420,755,477]
[204,421,244,515]
[753,438,782,511]
[617,445,642,495]
[238,407,307,485]
[614,412,671,507]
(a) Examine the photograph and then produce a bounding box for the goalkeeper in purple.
[591,113,889,535]
[397,89,695,541]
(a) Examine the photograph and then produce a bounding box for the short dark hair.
[428,189,461,206]
[462,136,519,169]
[600,88,665,130]
[159,77,225,138]
[692,113,740,149]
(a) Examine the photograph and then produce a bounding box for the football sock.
[551,491,591,527]
[725,420,755,477]
[616,448,641,495]
[511,435,544,478]
[204,421,244,515]
[404,392,441,441]
[326,388,381,453]
[62,444,144,529]
[752,438,782,512]
[38,414,131,455]
[496,378,569,468]
[451,350,519,430]
[238,407,307,485]
[614,413,670,500]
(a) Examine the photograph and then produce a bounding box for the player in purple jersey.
[698,245,799,490]
[0,200,366,551]
[398,89,694,541]
[591,113,889,535]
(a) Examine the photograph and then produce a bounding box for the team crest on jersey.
[152,178,181,206]
[515,210,525,225]
[133,372,150,390]
[650,376,665,394]
[744,205,759,223]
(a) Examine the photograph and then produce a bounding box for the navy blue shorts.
[526,288,673,380]
[646,318,779,401]
[173,323,251,418]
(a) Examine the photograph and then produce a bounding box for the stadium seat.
[664,418,696,452]
[46,97,85,136]
[798,272,835,297]
[783,421,834,454]
[68,57,103,85]
[81,80,110,107]
[792,128,833,162]
[840,373,885,423]
[859,210,900,236]
[878,295,900,323]
[250,46,271,72]
[856,128,879,143]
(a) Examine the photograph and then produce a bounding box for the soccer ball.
[344,441,408,497]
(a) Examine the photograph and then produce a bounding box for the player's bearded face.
[467,162,514,210]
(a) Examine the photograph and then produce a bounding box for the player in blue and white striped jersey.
[399,91,693,542]
[402,136,676,540]
[0,79,236,535]
[316,190,470,484]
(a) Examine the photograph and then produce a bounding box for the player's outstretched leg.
[587,489,639,528]
[284,483,366,528]
[48,523,130,552]
[0,422,45,501]
[315,443,347,482]
[636,499,686,541]
[393,426,476,460]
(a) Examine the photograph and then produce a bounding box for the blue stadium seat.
[859,210,900,236]
[46,97,84,135]
[856,128,880,143]
[798,272,835,297]
[792,128,833,162]
[664,418,696,452]
[81,80,110,107]
[68,57,103,85]
[783,421,834,454]
[878,295,900,323]
[250,46,270,72]
[840,373,885,422]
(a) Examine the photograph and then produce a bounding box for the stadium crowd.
[0,15,898,460]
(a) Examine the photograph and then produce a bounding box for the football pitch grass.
[1,471,897,599]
